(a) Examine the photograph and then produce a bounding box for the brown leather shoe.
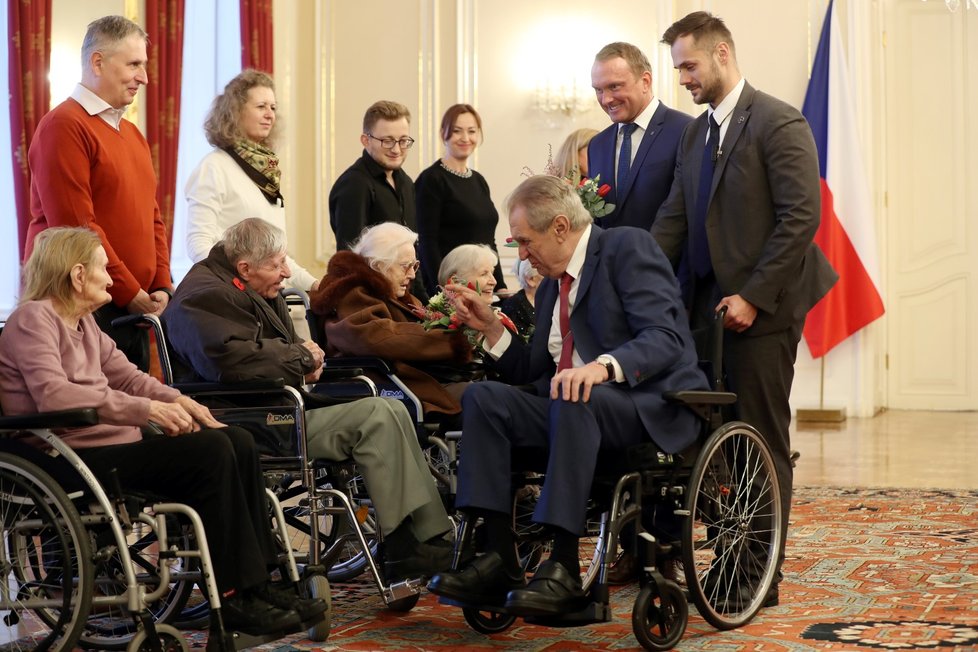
[607,549,638,585]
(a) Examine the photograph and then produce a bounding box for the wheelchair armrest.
[663,390,737,406]
[0,407,99,430]
[298,388,360,408]
[110,314,146,329]
[318,367,364,381]
[325,357,394,374]
[173,378,287,394]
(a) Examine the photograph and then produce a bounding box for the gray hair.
[221,218,287,266]
[351,222,418,274]
[512,258,541,290]
[81,15,148,70]
[438,244,497,288]
[506,175,592,232]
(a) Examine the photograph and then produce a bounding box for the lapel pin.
[738,116,745,124]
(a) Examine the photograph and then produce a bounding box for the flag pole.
[797,356,847,424]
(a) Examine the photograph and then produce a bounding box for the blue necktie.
[692,114,721,278]
[616,123,638,191]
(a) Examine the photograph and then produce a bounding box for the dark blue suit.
[587,102,691,231]
[456,226,707,535]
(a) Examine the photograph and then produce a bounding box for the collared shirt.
[615,97,661,176]
[71,83,126,131]
[486,225,623,381]
[706,77,746,148]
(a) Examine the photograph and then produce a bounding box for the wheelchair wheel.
[305,573,332,641]
[462,607,517,634]
[280,470,379,582]
[78,519,196,650]
[125,623,188,652]
[681,421,782,630]
[0,453,94,652]
[631,581,687,651]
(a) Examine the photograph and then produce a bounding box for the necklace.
[439,160,472,178]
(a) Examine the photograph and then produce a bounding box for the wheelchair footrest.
[523,601,613,627]
[384,577,425,602]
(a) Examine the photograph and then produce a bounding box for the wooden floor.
[792,409,978,490]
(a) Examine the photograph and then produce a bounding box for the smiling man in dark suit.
[653,11,838,606]
[427,175,707,616]
[587,42,691,231]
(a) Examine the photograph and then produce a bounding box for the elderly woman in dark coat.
[310,222,473,419]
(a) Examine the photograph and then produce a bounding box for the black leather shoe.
[607,549,638,585]
[385,539,454,582]
[222,593,302,636]
[428,552,525,606]
[504,559,586,617]
[257,580,329,622]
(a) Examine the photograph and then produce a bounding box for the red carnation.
[578,177,588,188]
[598,184,611,197]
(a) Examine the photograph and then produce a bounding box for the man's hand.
[304,365,324,383]
[445,283,505,345]
[147,400,197,436]
[127,289,160,316]
[717,294,758,333]
[149,290,170,314]
[301,340,326,368]
[174,395,226,430]
[550,361,608,403]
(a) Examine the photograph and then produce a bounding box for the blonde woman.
[553,127,599,181]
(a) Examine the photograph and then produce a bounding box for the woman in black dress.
[415,104,506,296]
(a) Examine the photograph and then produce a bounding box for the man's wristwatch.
[596,355,616,382]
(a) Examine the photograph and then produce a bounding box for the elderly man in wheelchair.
[0,227,327,640]
[427,175,708,614]
[161,218,454,584]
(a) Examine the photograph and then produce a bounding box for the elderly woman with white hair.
[310,223,474,420]
[498,258,542,342]
[436,243,499,305]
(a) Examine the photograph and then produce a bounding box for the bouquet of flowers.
[577,174,614,218]
[412,280,517,349]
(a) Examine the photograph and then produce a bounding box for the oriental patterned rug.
[188,487,978,651]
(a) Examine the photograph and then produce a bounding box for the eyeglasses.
[366,134,415,150]
[397,260,421,273]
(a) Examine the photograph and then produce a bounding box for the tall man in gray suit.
[653,11,838,605]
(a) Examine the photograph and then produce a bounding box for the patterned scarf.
[228,139,283,206]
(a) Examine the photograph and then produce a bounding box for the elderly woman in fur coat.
[310,222,475,420]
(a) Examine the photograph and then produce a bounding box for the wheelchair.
[0,403,325,652]
[130,313,430,617]
[443,308,784,651]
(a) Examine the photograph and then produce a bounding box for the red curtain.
[145,0,185,246]
[240,0,273,72]
[8,0,52,262]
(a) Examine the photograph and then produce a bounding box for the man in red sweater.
[25,15,171,371]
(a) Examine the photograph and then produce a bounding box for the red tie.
[558,272,574,372]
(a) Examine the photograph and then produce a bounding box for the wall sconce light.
[534,78,593,115]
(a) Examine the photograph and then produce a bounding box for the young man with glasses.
[330,100,425,298]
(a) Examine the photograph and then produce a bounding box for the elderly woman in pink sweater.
[0,227,324,636]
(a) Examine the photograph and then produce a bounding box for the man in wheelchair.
[162,218,454,581]
[0,227,325,637]
[427,175,708,616]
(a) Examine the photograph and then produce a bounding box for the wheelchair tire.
[125,623,188,652]
[681,421,782,630]
[0,453,94,652]
[78,521,196,650]
[279,470,379,583]
[305,573,332,641]
[631,581,688,651]
[462,607,517,634]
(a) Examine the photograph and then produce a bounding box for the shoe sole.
[504,594,587,617]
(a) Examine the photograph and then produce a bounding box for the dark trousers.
[77,426,275,594]
[691,275,802,579]
[94,303,151,372]
[456,381,648,537]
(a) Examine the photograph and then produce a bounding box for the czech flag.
[801,0,885,358]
